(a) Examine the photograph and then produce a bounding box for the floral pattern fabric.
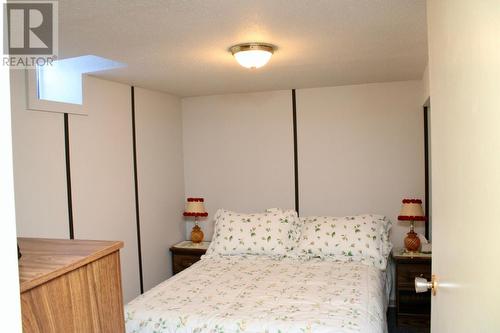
[206,209,300,256]
[296,214,392,269]
[265,208,302,243]
[125,255,388,333]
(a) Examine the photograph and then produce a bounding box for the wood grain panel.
[21,252,125,332]
[18,238,123,292]
[19,238,125,333]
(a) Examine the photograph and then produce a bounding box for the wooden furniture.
[392,249,432,330]
[18,238,125,333]
[170,240,209,274]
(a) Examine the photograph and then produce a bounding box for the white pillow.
[206,209,298,256]
[265,208,301,244]
[296,214,392,269]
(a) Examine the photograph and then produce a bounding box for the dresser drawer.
[397,263,431,289]
[172,254,201,274]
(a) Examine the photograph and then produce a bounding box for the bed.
[125,255,389,333]
[125,210,393,333]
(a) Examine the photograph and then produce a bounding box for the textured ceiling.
[58,0,427,97]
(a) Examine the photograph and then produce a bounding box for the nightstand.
[170,240,210,274]
[392,249,432,330]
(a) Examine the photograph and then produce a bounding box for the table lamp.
[183,198,208,243]
[398,198,426,252]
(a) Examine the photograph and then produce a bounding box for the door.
[427,1,500,332]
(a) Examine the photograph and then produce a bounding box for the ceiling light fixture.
[229,43,275,69]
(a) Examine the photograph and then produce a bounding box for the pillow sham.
[296,214,392,269]
[265,208,301,244]
[206,208,299,256]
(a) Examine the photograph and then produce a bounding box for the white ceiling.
[59,0,427,97]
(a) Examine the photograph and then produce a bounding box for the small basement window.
[35,55,125,106]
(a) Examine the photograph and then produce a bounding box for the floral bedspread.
[125,256,388,333]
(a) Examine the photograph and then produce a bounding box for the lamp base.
[191,224,204,243]
[404,230,421,252]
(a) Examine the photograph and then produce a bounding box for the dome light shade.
[230,43,275,69]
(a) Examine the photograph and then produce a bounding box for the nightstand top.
[392,248,432,260]
[171,240,211,251]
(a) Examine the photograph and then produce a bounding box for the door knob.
[415,274,438,296]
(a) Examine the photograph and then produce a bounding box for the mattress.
[125,255,388,333]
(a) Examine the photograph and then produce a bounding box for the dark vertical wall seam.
[292,89,299,216]
[131,86,145,294]
[423,106,430,240]
[64,113,74,239]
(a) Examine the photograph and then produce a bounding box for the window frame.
[26,69,87,115]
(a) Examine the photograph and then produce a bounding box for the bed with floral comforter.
[125,255,388,333]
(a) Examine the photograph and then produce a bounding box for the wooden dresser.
[18,238,125,333]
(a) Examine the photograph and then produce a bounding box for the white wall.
[182,90,295,239]
[1,32,22,331]
[422,64,430,103]
[10,71,69,238]
[182,82,426,247]
[428,0,500,331]
[69,76,140,302]
[11,74,186,303]
[134,87,185,291]
[296,81,425,248]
